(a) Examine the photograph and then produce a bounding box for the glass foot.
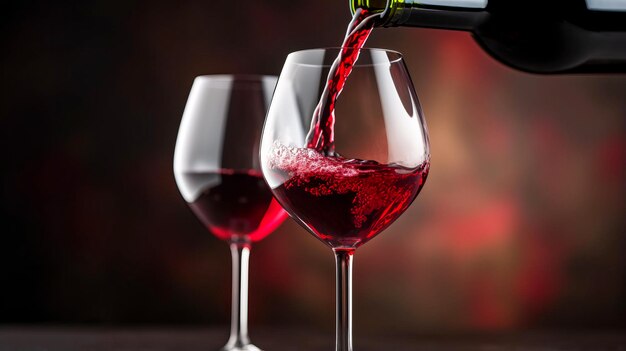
[220,344,262,351]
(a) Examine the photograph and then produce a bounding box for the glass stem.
[225,242,252,349]
[334,248,354,351]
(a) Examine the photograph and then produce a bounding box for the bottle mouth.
[350,0,389,13]
[350,0,393,25]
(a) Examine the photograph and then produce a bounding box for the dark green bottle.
[350,0,626,74]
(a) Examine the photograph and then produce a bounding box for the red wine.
[268,145,429,249]
[185,170,287,243]
[306,8,378,155]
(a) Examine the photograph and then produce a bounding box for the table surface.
[0,327,623,351]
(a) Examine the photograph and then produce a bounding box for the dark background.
[1,0,625,334]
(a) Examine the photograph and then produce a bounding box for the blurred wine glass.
[174,75,287,351]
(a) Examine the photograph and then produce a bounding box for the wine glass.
[174,75,288,351]
[260,48,429,351]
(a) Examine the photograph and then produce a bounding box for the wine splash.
[269,144,428,249]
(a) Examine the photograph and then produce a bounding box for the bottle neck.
[350,0,489,29]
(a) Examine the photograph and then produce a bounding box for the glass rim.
[193,74,278,82]
[285,47,404,68]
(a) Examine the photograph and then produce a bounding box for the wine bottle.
[350,0,626,73]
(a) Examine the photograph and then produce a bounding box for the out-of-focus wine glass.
[260,48,429,351]
[174,75,288,351]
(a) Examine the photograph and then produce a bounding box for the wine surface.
[186,170,287,243]
[269,144,428,249]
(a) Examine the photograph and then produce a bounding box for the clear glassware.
[174,75,288,351]
[260,48,430,351]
